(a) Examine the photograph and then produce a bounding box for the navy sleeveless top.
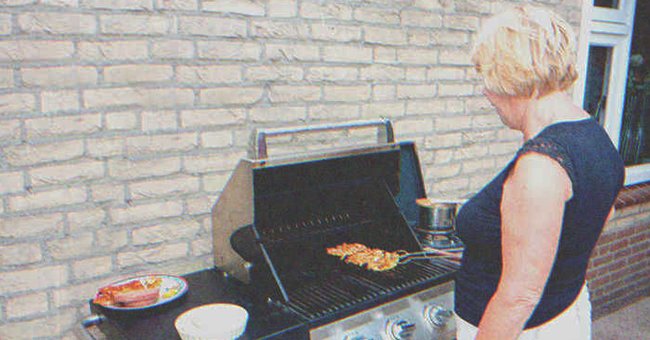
[454,117,625,329]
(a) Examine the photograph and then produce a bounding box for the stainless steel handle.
[253,118,395,159]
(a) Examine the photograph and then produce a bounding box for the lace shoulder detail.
[517,137,576,187]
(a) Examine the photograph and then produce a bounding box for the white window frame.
[575,0,648,185]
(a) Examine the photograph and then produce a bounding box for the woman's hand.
[475,152,572,340]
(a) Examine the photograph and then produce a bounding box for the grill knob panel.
[385,319,416,339]
[424,304,453,328]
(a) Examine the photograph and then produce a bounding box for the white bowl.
[175,303,248,340]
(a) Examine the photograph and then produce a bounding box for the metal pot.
[416,198,465,231]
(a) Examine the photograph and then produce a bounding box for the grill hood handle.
[253,119,395,159]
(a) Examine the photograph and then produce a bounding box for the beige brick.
[324,85,370,102]
[130,175,199,200]
[364,27,407,46]
[6,292,48,319]
[0,119,20,141]
[0,311,76,339]
[440,49,473,66]
[269,85,320,103]
[406,67,427,81]
[186,195,212,214]
[118,242,188,268]
[0,171,23,194]
[250,106,306,123]
[199,87,263,106]
[439,83,474,97]
[456,144,489,160]
[0,243,42,266]
[428,67,465,81]
[394,118,433,135]
[91,182,125,203]
[300,1,352,20]
[412,0,443,10]
[8,187,87,211]
[203,0,264,16]
[436,115,473,131]
[374,46,396,63]
[246,65,303,82]
[307,66,358,81]
[0,40,74,61]
[197,41,261,60]
[406,99,449,115]
[101,14,171,35]
[269,0,297,17]
[360,65,403,81]
[398,49,438,65]
[26,114,101,138]
[79,40,148,61]
[181,108,245,127]
[0,68,13,88]
[68,208,106,232]
[177,65,241,84]
[47,232,94,260]
[463,158,496,173]
[142,110,177,131]
[73,256,112,280]
[85,0,152,10]
[110,200,184,224]
[311,23,361,42]
[0,13,11,35]
[431,30,470,46]
[0,92,36,115]
[0,213,64,238]
[201,131,232,148]
[430,177,469,195]
[397,84,436,99]
[84,87,194,109]
[154,0,197,9]
[132,219,200,245]
[152,39,194,59]
[445,15,480,31]
[408,31,430,47]
[191,237,212,256]
[425,163,461,179]
[5,140,83,166]
[466,96,492,112]
[179,16,246,37]
[52,279,105,308]
[309,104,358,120]
[41,0,78,6]
[252,20,309,39]
[361,102,404,118]
[372,85,396,100]
[41,90,80,113]
[87,136,124,157]
[401,10,442,27]
[18,12,95,34]
[266,43,319,61]
[424,133,463,149]
[489,141,519,156]
[108,157,181,180]
[0,265,68,295]
[22,66,97,88]
[96,228,128,251]
[473,114,502,128]
[30,160,104,187]
[106,111,138,130]
[354,7,399,24]
[323,45,372,63]
[184,150,243,173]
[126,132,196,156]
[104,64,173,84]
[203,172,230,192]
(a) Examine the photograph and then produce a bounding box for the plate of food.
[93,274,188,311]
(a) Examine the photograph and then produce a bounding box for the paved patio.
[593,297,650,339]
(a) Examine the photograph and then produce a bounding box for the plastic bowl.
[175,303,248,340]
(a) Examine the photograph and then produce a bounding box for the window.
[577,0,650,184]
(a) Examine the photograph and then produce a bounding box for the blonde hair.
[472,5,578,98]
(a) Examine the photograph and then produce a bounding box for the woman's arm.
[475,152,572,340]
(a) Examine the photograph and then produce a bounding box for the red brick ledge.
[615,181,650,209]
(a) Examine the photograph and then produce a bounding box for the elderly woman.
[454,5,625,340]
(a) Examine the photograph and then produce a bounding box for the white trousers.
[455,284,592,340]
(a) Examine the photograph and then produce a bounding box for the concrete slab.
[593,297,650,340]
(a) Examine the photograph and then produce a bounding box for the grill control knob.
[386,319,416,339]
[424,304,453,328]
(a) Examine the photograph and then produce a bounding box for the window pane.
[620,1,650,165]
[594,0,619,9]
[583,46,613,125]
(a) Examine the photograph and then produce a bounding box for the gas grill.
[212,119,459,339]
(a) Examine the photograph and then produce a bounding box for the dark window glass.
[620,1,650,165]
[583,46,613,125]
[594,0,619,9]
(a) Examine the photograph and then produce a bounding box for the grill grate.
[280,260,457,320]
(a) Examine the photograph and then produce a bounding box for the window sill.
[614,181,650,209]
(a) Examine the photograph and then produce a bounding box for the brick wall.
[0,0,584,338]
